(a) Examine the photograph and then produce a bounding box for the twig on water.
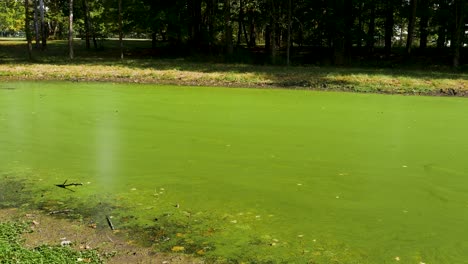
[55,180,83,192]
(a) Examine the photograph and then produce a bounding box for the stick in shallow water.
[55,180,83,192]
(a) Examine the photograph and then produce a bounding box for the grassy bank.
[1,39,467,96]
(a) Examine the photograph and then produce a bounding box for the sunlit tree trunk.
[69,0,74,59]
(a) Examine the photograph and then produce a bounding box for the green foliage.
[2,0,467,65]
[0,0,25,34]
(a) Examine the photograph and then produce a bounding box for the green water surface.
[1,82,468,263]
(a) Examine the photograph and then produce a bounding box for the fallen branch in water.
[55,180,83,192]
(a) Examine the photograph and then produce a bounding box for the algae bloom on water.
[1,82,468,263]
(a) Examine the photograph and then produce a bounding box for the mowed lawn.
[1,82,468,263]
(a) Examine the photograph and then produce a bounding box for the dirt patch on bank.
[0,208,203,264]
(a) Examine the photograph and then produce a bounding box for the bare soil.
[0,208,204,264]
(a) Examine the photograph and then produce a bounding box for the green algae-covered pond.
[1,82,468,263]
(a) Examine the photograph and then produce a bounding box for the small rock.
[61,240,72,246]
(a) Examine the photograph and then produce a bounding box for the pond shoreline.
[0,208,203,264]
[0,62,467,97]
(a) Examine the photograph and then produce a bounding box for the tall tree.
[384,0,394,57]
[453,0,466,67]
[332,0,346,65]
[83,0,91,49]
[224,0,233,56]
[39,0,46,50]
[419,0,430,49]
[33,0,40,48]
[118,0,123,59]
[188,0,202,49]
[406,0,418,56]
[24,0,32,60]
[269,0,277,64]
[286,0,292,66]
[366,0,376,53]
[69,0,74,59]
[436,0,449,48]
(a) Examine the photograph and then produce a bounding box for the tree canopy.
[2,0,467,66]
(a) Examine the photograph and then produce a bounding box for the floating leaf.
[171,246,185,252]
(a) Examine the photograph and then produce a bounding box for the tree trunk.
[357,2,363,49]
[436,0,448,49]
[39,0,46,50]
[419,0,429,49]
[224,0,233,56]
[188,0,202,49]
[207,0,215,50]
[333,0,346,65]
[366,0,375,53]
[84,0,98,49]
[33,0,40,49]
[270,0,277,64]
[344,0,353,62]
[25,0,32,60]
[248,8,256,47]
[286,0,292,66]
[406,0,418,56]
[265,24,271,53]
[384,0,394,57]
[69,0,73,59]
[237,0,243,46]
[83,0,90,49]
[453,0,466,68]
[118,0,123,60]
[152,32,157,49]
